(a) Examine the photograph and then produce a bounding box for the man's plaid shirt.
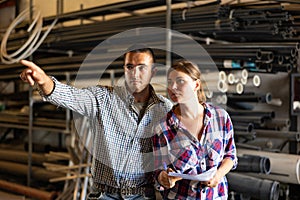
[43,77,172,194]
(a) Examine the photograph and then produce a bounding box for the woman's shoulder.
[154,109,177,132]
[205,102,229,117]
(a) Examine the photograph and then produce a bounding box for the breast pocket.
[168,141,199,173]
[207,147,220,168]
[168,139,191,161]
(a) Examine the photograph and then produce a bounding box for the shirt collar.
[124,84,163,104]
[148,84,164,104]
[167,102,212,128]
[203,103,212,126]
[166,105,180,129]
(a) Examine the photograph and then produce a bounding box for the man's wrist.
[154,170,165,191]
[39,76,55,96]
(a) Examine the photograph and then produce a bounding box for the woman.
[152,60,238,199]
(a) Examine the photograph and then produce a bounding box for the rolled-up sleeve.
[223,114,238,169]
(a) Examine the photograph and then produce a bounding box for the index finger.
[20,60,40,70]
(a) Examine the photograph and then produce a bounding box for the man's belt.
[94,183,155,196]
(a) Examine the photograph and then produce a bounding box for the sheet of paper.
[168,167,217,181]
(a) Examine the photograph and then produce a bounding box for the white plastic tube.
[1,7,57,64]
[228,69,248,85]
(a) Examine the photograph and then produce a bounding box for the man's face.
[124,52,154,94]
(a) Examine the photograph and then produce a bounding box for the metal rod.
[166,0,171,70]
[0,179,58,200]
[231,115,270,126]
[27,0,33,187]
[255,129,300,142]
[237,149,300,184]
[233,122,254,133]
[236,155,271,174]
[234,131,256,141]
[227,172,280,200]
[227,92,272,103]
[228,110,275,118]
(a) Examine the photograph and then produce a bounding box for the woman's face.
[167,69,199,103]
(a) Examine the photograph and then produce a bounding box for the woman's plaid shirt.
[153,103,238,200]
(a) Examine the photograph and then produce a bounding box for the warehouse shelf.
[0,0,300,199]
[43,0,168,25]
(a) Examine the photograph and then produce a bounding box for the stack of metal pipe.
[0,0,299,199]
[1,0,300,77]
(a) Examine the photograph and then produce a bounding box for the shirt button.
[121,188,127,195]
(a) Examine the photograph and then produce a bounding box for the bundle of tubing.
[203,69,261,97]
[1,0,291,145]
[233,122,256,141]
[237,148,300,184]
[227,172,280,200]
[0,7,58,64]
[1,0,300,78]
[235,154,271,174]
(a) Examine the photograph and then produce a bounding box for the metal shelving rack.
[0,0,300,199]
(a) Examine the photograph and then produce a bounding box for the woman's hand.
[203,158,234,188]
[158,168,182,189]
[202,173,221,188]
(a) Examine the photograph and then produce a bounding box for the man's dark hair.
[124,44,156,63]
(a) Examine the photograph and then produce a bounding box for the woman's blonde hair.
[168,59,206,104]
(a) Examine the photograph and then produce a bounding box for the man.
[20,44,172,199]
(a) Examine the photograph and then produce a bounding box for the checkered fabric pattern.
[43,77,173,195]
[153,103,238,200]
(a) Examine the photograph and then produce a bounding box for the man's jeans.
[87,192,156,200]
